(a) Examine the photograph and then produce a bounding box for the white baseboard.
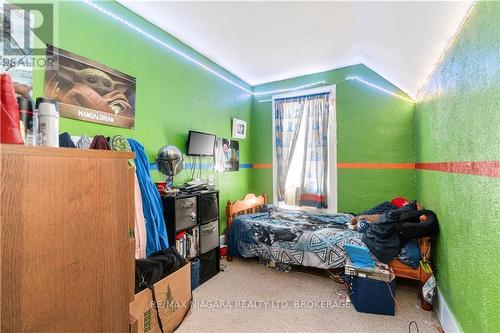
[435,286,461,333]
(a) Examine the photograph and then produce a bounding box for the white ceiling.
[118,1,474,98]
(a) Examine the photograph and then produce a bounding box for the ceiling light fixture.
[83,0,253,95]
[416,1,477,100]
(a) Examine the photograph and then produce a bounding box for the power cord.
[385,282,421,333]
[408,320,420,333]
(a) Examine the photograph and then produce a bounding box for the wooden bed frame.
[225,193,432,289]
[225,193,268,261]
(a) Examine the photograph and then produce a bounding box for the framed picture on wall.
[232,118,247,139]
[44,45,137,129]
[214,138,239,172]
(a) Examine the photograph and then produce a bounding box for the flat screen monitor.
[187,130,216,156]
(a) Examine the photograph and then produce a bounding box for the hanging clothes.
[109,135,147,259]
[133,173,148,259]
[59,132,76,148]
[90,135,110,150]
[77,134,91,149]
[128,138,169,255]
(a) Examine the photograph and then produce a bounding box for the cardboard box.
[130,262,192,333]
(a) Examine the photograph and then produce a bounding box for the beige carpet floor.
[177,258,440,333]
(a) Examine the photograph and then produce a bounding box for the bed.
[226,193,377,270]
[225,193,433,309]
[225,194,431,275]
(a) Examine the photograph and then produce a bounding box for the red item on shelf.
[1,74,24,144]
[175,231,186,240]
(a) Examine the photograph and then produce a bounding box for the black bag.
[135,247,187,333]
[148,247,186,277]
[135,259,165,333]
[135,259,163,293]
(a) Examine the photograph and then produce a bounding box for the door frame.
[271,85,337,212]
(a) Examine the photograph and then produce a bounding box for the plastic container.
[37,97,59,147]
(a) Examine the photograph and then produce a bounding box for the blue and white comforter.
[227,208,366,269]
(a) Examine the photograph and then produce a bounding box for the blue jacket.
[128,139,169,255]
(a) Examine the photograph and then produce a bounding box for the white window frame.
[271,85,337,212]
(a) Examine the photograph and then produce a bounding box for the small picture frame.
[232,118,247,139]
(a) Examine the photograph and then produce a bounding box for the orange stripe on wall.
[337,163,415,169]
[253,163,273,169]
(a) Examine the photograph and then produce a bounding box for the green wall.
[251,64,416,213]
[415,2,500,332]
[25,0,254,233]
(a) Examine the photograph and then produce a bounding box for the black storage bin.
[198,192,218,223]
[199,248,219,284]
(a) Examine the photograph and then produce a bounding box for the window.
[272,86,337,211]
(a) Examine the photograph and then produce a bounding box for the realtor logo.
[2,2,53,56]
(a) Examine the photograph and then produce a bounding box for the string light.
[416,1,477,100]
[83,0,253,95]
[346,76,415,103]
[253,81,326,96]
[258,77,414,103]
[84,1,414,104]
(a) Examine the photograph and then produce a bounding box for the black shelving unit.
[162,190,220,285]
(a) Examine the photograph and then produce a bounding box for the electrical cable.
[385,281,423,333]
[408,321,420,333]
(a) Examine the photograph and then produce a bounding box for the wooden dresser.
[1,145,136,333]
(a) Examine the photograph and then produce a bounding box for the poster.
[44,45,136,129]
[214,138,239,172]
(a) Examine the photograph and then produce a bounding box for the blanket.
[228,208,366,269]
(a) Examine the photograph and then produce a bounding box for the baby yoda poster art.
[44,45,136,129]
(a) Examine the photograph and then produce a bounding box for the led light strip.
[416,1,477,100]
[346,76,414,103]
[253,81,326,96]
[84,1,414,104]
[258,77,413,103]
[83,0,253,95]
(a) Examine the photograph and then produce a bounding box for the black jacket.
[362,205,438,263]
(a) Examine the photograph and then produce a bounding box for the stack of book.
[344,258,392,282]
[175,227,199,259]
